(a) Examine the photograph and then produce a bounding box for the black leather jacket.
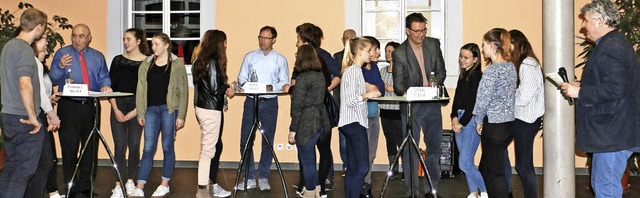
[193,59,229,111]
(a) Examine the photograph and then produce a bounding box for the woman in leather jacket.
[192,29,234,197]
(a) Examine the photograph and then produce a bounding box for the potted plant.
[0,2,73,171]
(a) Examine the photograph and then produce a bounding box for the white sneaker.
[110,186,125,198]
[152,185,170,196]
[125,180,136,195]
[212,183,231,197]
[49,193,64,198]
[466,193,478,198]
[480,192,489,198]
[129,188,145,197]
[236,179,256,191]
[258,178,270,191]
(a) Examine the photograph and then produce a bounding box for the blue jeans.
[0,113,45,198]
[137,105,177,183]
[591,150,633,197]
[297,131,322,190]
[240,97,278,179]
[339,132,348,170]
[339,122,369,198]
[454,110,486,193]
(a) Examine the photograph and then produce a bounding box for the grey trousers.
[364,115,381,184]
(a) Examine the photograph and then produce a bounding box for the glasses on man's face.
[258,36,274,40]
[409,28,428,34]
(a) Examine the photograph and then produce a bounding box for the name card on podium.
[242,82,267,93]
[62,84,89,96]
[406,87,437,100]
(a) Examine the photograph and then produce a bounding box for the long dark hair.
[125,28,151,56]
[509,29,540,87]
[294,44,322,73]
[459,43,481,81]
[193,30,228,83]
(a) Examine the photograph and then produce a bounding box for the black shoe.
[424,193,442,198]
[360,183,373,198]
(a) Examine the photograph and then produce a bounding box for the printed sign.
[242,82,268,93]
[62,84,89,96]
[406,87,437,100]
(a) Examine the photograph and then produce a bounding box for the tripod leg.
[95,128,127,195]
[258,124,289,198]
[379,129,412,197]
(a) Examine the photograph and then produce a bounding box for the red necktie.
[79,51,91,90]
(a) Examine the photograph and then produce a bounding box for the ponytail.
[483,28,512,64]
[341,37,372,73]
[499,29,511,62]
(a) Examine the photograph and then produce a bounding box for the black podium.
[233,91,289,198]
[58,92,132,198]
[371,96,449,198]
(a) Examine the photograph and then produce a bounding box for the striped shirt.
[379,66,400,110]
[339,64,368,128]
[473,61,517,124]
[515,57,545,123]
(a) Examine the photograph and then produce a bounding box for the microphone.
[558,67,574,103]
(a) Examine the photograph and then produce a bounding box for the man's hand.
[46,112,61,131]
[559,82,580,99]
[138,118,145,126]
[101,86,113,93]
[59,54,73,67]
[20,116,41,134]
[176,119,185,131]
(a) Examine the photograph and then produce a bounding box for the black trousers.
[25,112,59,197]
[58,98,99,193]
[110,96,143,182]
[513,118,542,198]
[209,113,224,184]
[479,119,514,198]
[380,109,403,168]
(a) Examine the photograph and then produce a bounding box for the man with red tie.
[49,24,112,197]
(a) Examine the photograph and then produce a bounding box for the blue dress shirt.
[238,49,289,98]
[50,45,111,92]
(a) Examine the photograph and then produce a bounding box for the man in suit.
[392,13,446,198]
[561,0,640,197]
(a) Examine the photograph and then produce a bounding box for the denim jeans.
[591,150,633,198]
[512,118,541,198]
[239,97,278,179]
[455,110,486,193]
[339,131,348,170]
[401,103,442,196]
[339,122,370,198]
[137,105,177,183]
[0,113,45,198]
[110,96,143,181]
[297,131,322,190]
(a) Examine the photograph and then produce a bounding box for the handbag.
[324,90,339,127]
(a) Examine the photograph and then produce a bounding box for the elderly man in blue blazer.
[561,0,640,197]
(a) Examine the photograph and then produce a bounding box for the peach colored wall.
[1,0,593,168]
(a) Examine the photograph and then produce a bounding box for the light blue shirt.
[238,49,289,98]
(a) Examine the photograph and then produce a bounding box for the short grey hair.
[580,0,619,27]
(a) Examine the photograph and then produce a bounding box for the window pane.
[364,0,400,11]
[171,0,200,11]
[172,40,199,64]
[363,11,401,40]
[133,0,162,11]
[170,13,200,38]
[133,13,163,38]
[407,0,435,10]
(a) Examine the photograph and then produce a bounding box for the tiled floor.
[53,166,640,198]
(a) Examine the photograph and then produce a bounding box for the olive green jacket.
[136,54,189,120]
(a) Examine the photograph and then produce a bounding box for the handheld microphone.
[558,67,574,103]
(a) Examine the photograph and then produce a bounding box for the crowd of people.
[1,0,640,198]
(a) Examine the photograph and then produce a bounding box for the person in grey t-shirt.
[0,8,48,198]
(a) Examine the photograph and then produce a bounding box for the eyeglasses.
[258,36,274,40]
[409,28,428,34]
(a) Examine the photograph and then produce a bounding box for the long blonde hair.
[341,37,371,73]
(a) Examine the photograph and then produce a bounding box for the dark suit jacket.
[576,30,640,152]
[391,37,446,114]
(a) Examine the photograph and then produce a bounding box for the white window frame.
[107,0,216,87]
[347,0,462,88]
